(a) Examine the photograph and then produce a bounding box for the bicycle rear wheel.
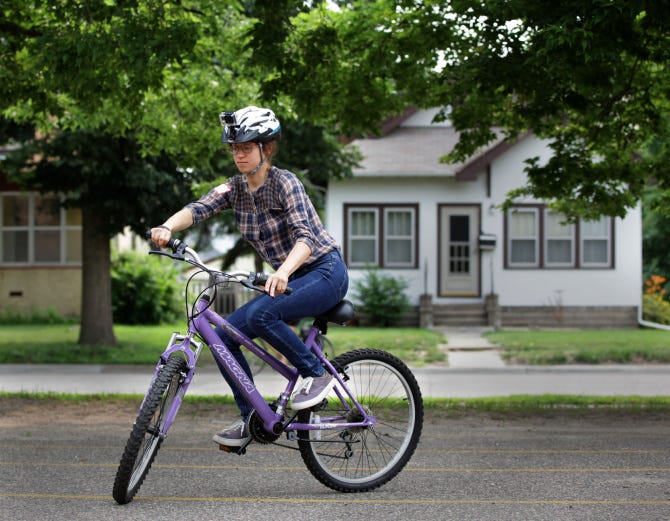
[113,355,187,504]
[297,348,423,492]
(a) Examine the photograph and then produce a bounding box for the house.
[0,162,259,319]
[0,172,83,318]
[326,108,641,328]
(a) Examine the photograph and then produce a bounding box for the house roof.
[350,127,464,177]
[349,112,520,179]
[454,132,530,181]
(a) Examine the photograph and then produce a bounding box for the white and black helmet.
[220,106,281,144]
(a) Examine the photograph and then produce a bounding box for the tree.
[252,0,670,220]
[643,189,670,282]
[1,2,358,344]
[3,129,201,344]
[0,2,246,344]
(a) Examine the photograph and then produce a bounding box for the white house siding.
[486,135,641,308]
[327,132,642,324]
[327,174,490,304]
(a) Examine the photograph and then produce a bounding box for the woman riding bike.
[150,106,349,449]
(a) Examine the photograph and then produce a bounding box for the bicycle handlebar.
[145,230,292,295]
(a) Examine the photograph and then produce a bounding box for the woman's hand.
[265,271,289,297]
[150,226,172,249]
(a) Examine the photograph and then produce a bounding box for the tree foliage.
[255,0,670,219]
[0,1,359,344]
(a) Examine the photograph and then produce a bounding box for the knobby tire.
[297,348,423,492]
[112,355,187,504]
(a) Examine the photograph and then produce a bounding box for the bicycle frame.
[115,237,422,504]
[146,276,375,441]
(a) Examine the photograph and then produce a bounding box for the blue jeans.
[213,249,349,419]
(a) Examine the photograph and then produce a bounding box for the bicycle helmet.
[220,106,281,144]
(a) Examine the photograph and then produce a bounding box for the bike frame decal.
[211,343,256,394]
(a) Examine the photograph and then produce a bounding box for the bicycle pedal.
[218,445,246,455]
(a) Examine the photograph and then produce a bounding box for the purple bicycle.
[112,238,423,504]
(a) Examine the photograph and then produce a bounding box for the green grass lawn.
[4,323,670,366]
[0,323,446,366]
[486,328,670,364]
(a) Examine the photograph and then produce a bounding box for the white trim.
[544,209,575,267]
[346,206,379,267]
[383,207,416,268]
[580,217,611,268]
[507,207,539,268]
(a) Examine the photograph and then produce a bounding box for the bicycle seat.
[316,299,355,325]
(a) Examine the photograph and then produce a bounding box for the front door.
[439,205,480,297]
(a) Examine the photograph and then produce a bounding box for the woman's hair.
[263,139,280,161]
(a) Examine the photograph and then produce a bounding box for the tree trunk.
[78,207,117,346]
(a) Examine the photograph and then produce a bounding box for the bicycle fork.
[140,332,202,439]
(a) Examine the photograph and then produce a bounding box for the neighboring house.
[0,174,83,318]
[0,178,257,319]
[326,108,641,328]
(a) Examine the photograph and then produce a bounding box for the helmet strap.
[246,142,265,176]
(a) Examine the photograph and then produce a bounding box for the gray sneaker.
[290,373,335,410]
[212,419,251,447]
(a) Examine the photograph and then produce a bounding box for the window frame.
[344,203,419,269]
[580,218,613,268]
[506,206,540,268]
[543,208,576,268]
[505,204,613,270]
[0,191,82,267]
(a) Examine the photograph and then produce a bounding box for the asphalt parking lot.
[1,397,670,521]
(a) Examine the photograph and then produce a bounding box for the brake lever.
[149,250,185,261]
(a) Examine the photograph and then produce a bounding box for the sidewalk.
[439,326,506,369]
[0,329,668,398]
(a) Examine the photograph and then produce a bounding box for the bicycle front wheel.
[297,348,423,492]
[113,355,187,504]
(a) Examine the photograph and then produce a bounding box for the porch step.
[433,304,488,327]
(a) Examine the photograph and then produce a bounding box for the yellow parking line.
[1,461,669,473]
[0,492,668,506]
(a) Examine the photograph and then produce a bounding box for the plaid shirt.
[185,167,339,270]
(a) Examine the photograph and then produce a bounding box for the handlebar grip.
[252,272,268,286]
[251,273,293,295]
[145,229,185,253]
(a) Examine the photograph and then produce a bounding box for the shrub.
[642,275,670,325]
[642,294,670,325]
[353,269,410,327]
[111,251,181,324]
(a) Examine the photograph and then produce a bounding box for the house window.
[345,204,418,268]
[581,218,611,267]
[508,207,539,267]
[544,210,575,267]
[0,192,82,266]
[348,207,379,266]
[449,215,470,273]
[506,205,612,269]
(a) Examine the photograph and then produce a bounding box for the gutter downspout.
[638,306,670,331]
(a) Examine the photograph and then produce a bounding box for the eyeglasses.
[228,143,257,156]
